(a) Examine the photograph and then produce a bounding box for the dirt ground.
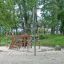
[0,46,64,64]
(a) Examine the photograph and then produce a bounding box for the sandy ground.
[0,46,64,64]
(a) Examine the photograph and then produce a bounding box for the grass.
[0,35,11,46]
[38,35,64,47]
[0,34,64,47]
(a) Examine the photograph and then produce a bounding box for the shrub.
[39,34,48,39]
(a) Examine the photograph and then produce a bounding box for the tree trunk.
[51,27,55,34]
[44,24,46,34]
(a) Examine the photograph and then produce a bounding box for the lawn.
[38,35,64,47]
[0,34,64,47]
[0,35,11,46]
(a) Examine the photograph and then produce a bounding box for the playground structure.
[9,33,32,49]
[7,32,41,56]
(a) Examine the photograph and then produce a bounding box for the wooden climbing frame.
[9,33,32,49]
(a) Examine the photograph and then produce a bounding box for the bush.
[39,34,48,39]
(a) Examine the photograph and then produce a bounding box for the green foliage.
[39,34,48,39]
[0,35,11,46]
[39,35,64,47]
[40,0,64,34]
[0,0,64,35]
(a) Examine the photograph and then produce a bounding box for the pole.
[33,7,37,56]
[34,34,36,56]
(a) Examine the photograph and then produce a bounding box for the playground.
[0,34,64,64]
[0,0,64,64]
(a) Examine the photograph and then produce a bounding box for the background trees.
[0,0,64,35]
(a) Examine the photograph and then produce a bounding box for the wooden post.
[6,32,8,46]
[9,33,15,49]
[39,40,40,49]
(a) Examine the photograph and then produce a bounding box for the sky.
[37,5,43,19]
[37,9,41,17]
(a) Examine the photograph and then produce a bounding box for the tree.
[40,0,60,34]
